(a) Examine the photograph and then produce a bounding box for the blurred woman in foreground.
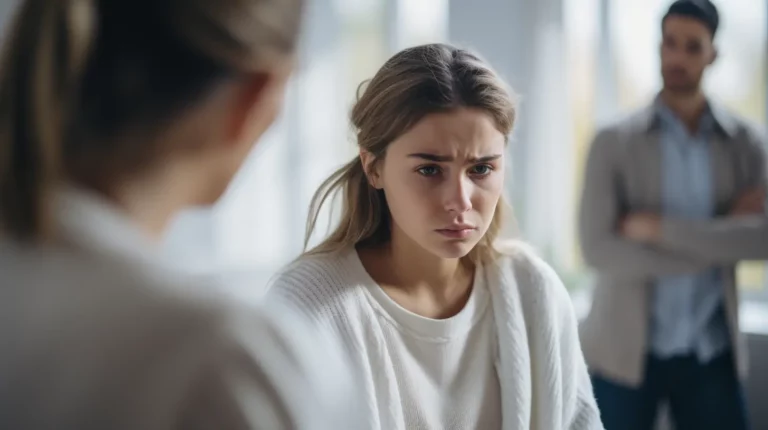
[0,0,362,429]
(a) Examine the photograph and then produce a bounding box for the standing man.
[579,1,768,429]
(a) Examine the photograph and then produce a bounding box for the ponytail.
[304,155,389,255]
[0,0,96,241]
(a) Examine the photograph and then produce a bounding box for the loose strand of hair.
[303,157,358,252]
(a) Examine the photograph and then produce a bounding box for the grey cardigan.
[578,101,768,387]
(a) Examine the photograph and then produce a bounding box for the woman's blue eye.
[470,164,493,176]
[417,165,441,176]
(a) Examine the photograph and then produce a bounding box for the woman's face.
[366,108,506,259]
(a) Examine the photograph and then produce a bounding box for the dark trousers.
[592,352,749,430]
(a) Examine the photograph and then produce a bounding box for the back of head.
[305,43,516,263]
[0,0,304,242]
[0,3,376,429]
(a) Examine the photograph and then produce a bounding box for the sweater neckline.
[344,248,491,341]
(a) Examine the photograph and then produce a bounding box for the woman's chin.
[427,240,477,260]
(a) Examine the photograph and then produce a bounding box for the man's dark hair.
[662,0,720,38]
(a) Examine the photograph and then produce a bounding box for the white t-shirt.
[362,265,502,430]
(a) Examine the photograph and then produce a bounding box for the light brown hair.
[305,43,516,263]
[0,0,304,241]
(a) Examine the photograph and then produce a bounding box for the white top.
[362,263,501,430]
[0,187,365,430]
[266,244,604,430]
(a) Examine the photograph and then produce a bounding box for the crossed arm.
[579,129,768,281]
[623,192,768,263]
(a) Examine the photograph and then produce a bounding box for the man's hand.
[730,187,765,216]
[621,213,662,243]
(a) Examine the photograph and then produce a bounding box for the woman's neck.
[358,226,475,319]
[101,166,199,241]
[387,232,469,292]
[109,185,178,241]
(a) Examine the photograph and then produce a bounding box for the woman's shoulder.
[267,251,347,295]
[493,239,557,279]
[264,249,366,318]
[492,240,601,427]
[491,239,573,312]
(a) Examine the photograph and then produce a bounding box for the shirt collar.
[641,94,738,139]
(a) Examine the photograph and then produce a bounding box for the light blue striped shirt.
[650,101,730,362]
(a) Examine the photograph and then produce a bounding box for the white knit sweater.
[266,242,604,430]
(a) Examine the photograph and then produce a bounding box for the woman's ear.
[225,72,272,144]
[360,150,381,189]
[226,60,294,147]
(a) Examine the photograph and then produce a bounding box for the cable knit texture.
[266,241,604,430]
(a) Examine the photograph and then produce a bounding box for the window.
[391,0,449,50]
[561,0,600,290]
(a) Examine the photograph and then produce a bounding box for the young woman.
[0,0,362,429]
[267,43,603,430]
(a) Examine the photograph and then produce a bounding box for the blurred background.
[0,0,764,427]
[150,0,767,303]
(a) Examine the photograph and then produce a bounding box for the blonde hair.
[0,0,304,241]
[305,43,516,263]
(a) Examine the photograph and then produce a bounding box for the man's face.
[660,15,717,95]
